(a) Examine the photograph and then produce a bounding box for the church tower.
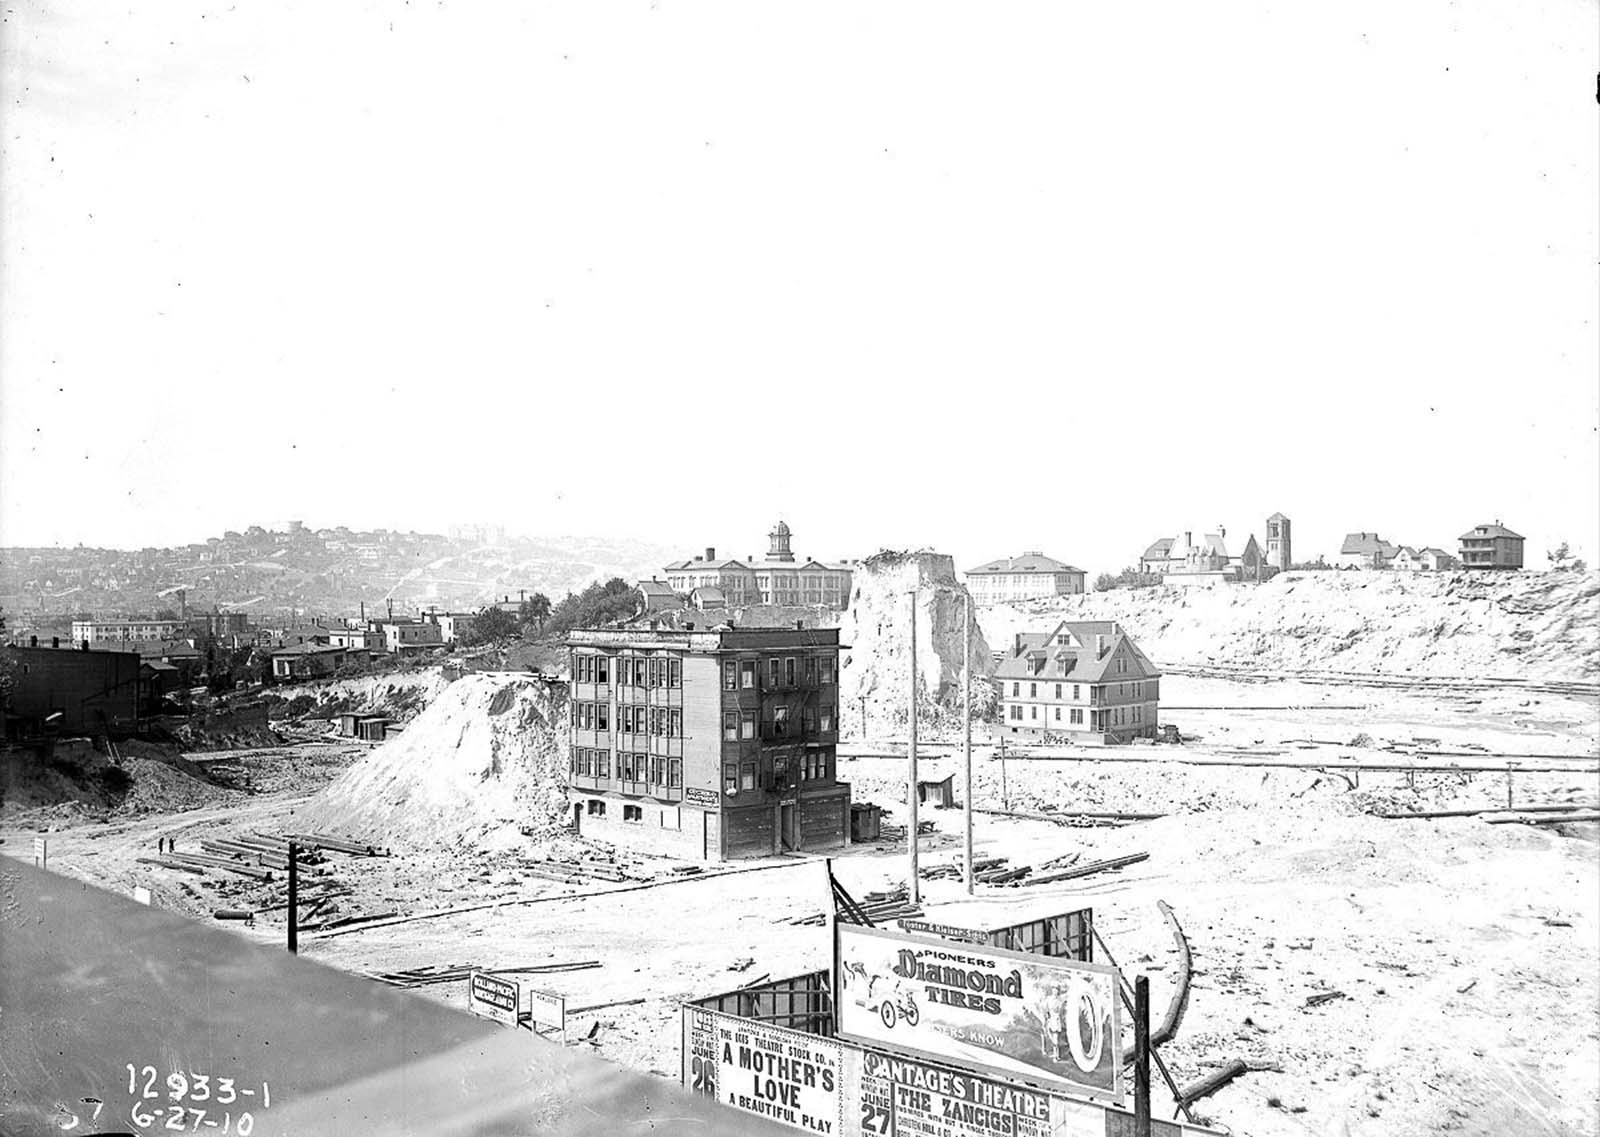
[1266,513,1292,572]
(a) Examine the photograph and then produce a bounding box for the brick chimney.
[1095,634,1106,658]
[705,547,716,561]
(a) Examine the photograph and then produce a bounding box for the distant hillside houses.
[1337,532,1464,571]
[965,553,1086,605]
[1138,527,1270,585]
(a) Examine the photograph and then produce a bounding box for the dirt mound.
[978,570,1600,682]
[294,673,569,852]
[837,550,995,739]
[264,668,451,724]
[0,738,241,821]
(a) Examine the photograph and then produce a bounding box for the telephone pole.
[962,591,974,896]
[907,590,920,905]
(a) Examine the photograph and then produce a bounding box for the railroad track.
[1158,663,1599,699]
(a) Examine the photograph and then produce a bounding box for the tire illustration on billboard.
[837,924,1123,1101]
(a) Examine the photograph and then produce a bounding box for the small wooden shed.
[915,775,956,808]
[849,803,881,843]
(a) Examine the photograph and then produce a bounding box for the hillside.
[977,570,1600,682]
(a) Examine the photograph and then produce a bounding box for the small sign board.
[32,837,47,869]
[468,971,521,1026]
[684,787,719,808]
[524,986,566,1036]
[133,886,153,905]
[896,917,989,944]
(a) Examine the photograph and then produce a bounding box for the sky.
[2,0,1596,576]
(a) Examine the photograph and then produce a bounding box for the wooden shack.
[915,775,955,808]
[337,712,362,737]
[356,716,391,742]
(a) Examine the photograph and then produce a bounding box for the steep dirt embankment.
[294,673,569,852]
[264,668,451,724]
[978,570,1600,682]
[838,550,995,738]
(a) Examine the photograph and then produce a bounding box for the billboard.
[836,924,1122,1102]
[683,1006,847,1134]
[682,1002,1224,1137]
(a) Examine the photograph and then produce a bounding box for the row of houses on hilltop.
[1336,522,1522,571]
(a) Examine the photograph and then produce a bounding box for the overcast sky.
[2,0,1595,574]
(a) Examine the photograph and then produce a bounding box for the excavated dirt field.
[3,672,1596,1137]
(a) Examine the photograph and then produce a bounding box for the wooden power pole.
[962,591,974,896]
[907,590,919,905]
[1135,975,1152,1135]
[287,841,299,956]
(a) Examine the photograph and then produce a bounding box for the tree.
[462,606,519,646]
[544,578,639,637]
[1547,541,1587,573]
[154,607,180,621]
[519,592,552,632]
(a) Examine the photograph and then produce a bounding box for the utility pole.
[907,590,920,905]
[999,735,1009,812]
[962,591,974,896]
[1134,975,1152,1135]
[860,695,868,742]
[286,841,299,956]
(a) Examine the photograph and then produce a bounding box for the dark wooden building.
[566,626,851,860]
[5,643,143,735]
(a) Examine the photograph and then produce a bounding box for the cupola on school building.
[566,626,851,860]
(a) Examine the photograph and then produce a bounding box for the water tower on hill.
[1266,512,1292,571]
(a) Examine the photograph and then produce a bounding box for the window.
[649,659,659,687]
[596,751,610,778]
[651,757,666,784]
[596,704,608,731]
[724,661,737,690]
[1030,706,1037,720]
[669,709,682,738]
[821,658,835,684]
[1030,683,1037,697]
[1054,708,1061,721]
[660,807,680,831]
[803,706,818,734]
[773,706,790,736]
[634,659,647,687]
[623,805,643,823]
[1073,684,1080,699]
[805,657,817,684]
[619,708,631,735]
[769,659,780,687]
[669,659,681,688]
[1012,682,1020,696]
[723,712,738,741]
[1055,684,1062,698]
[741,711,756,740]
[595,657,609,684]
[724,763,738,794]
[741,661,756,689]
[785,658,795,686]
[1010,705,1022,720]
[668,759,682,788]
[587,799,606,816]
[1071,709,1083,725]
[741,763,756,791]
[820,705,833,733]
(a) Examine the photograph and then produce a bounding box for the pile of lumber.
[370,960,602,988]
[919,856,1033,886]
[1019,851,1149,887]
[272,831,389,857]
[148,850,275,881]
[522,856,637,885]
[877,820,936,842]
[199,836,325,872]
[788,884,922,927]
